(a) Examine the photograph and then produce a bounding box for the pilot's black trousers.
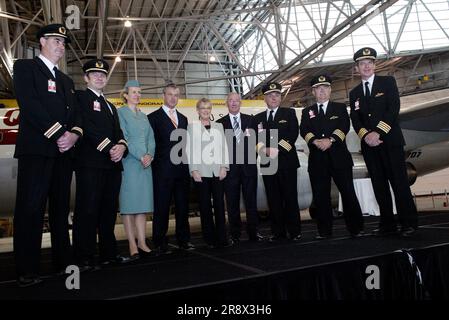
[262,168,301,238]
[362,144,418,229]
[72,167,121,263]
[309,165,364,236]
[14,155,73,277]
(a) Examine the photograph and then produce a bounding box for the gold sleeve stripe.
[97,138,111,152]
[118,139,128,147]
[333,129,346,141]
[278,139,292,151]
[305,133,315,144]
[377,121,391,133]
[71,127,83,136]
[44,122,63,138]
[256,142,265,153]
[358,128,369,139]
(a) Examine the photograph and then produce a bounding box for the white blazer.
[187,121,229,177]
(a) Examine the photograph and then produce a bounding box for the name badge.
[48,80,56,93]
[93,100,101,112]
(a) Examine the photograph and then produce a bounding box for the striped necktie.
[168,109,178,128]
[233,116,241,143]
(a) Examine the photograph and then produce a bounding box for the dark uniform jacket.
[300,101,353,172]
[216,113,257,176]
[349,75,405,148]
[13,57,82,157]
[147,107,190,178]
[75,89,127,170]
[253,107,300,170]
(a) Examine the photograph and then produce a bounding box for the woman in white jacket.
[187,98,230,248]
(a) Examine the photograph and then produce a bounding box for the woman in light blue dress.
[118,80,155,258]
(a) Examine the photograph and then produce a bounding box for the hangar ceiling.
[1,0,449,103]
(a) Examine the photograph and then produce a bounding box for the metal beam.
[134,27,166,79]
[172,22,202,80]
[243,0,398,97]
[96,0,109,58]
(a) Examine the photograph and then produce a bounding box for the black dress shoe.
[178,242,195,250]
[17,275,43,288]
[248,234,264,242]
[153,245,173,255]
[350,231,366,238]
[231,237,240,244]
[371,227,398,236]
[400,227,417,237]
[268,235,286,242]
[315,233,331,240]
[101,254,131,266]
[129,253,140,261]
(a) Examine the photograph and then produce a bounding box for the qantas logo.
[3,109,20,127]
[0,109,19,145]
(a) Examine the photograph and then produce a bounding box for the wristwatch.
[330,137,336,143]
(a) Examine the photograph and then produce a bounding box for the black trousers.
[223,167,259,239]
[14,155,72,277]
[152,173,191,247]
[73,167,121,263]
[195,177,228,246]
[362,144,418,229]
[262,168,301,238]
[309,165,364,236]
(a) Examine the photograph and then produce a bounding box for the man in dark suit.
[147,83,194,253]
[217,92,264,244]
[349,47,418,237]
[253,82,302,241]
[300,74,364,239]
[73,59,130,269]
[13,24,83,287]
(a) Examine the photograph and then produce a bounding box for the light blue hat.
[124,79,140,89]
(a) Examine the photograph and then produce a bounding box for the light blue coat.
[118,106,155,214]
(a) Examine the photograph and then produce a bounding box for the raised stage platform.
[0,211,448,301]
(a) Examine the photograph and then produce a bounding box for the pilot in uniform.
[300,75,364,239]
[253,82,302,241]
[73,59,130,269]
[349,47,418,237]
[13,24,83,287]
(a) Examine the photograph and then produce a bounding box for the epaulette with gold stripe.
[376,121,391,134]
[71,127,83,136]
[358,128,369,139]
[332,129,346,142]
[278,139,292,151]
[304,133,315,144]
[118,139,128,147]
[44,122,62,138]
[97,138,111,151]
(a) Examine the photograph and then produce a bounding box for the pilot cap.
[262,82,282,95]
[83,59,109,74]
[36,23,71,43]
[353,47,377,62]
[311,74,332,88]
[124,79,141,89]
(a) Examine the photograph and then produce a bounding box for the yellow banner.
[0,98,265,109]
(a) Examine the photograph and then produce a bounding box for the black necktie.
[53,66,58,78]
[99,95,113,115]
[365,81,370,98]
[268,110,274,125]
[319,104,324,116]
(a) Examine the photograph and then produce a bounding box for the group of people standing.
[12,23,418,288]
